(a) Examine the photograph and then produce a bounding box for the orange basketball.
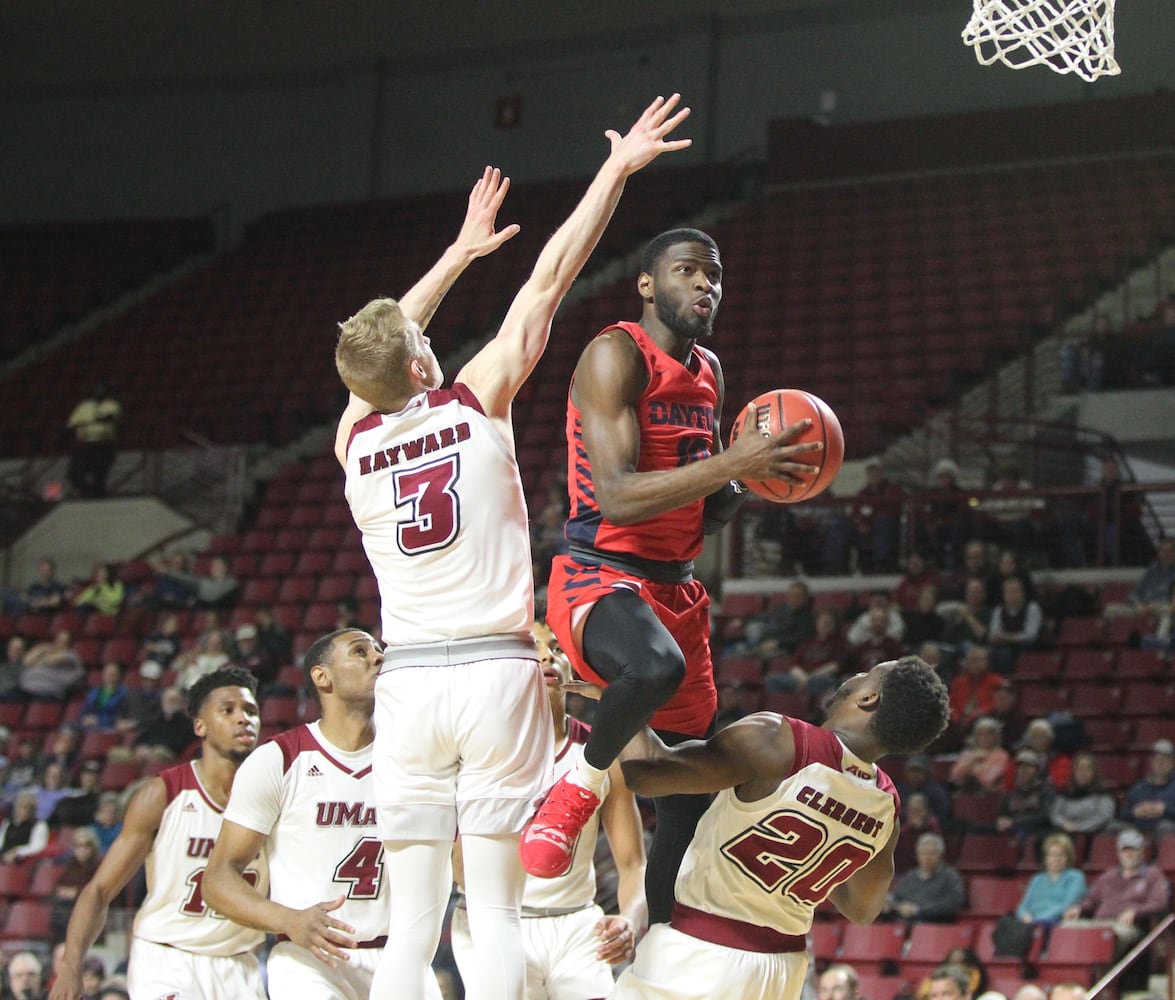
[728,388,845,503]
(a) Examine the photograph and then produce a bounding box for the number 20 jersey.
[674,717,900,937]
[344,385,534,646]
[224,723,388,943]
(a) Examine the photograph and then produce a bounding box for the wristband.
[730,480,748,494]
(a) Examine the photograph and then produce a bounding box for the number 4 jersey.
[674,716,900,937]
[223,722,388,944]
[134,762,268,956]
[344,384,534,646]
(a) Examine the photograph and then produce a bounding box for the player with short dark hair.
[50,668,264,1000]
[523,226,823,924]
[608,657,950,999]
[203,629,397,1000]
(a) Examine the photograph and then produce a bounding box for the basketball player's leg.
[460,832,528,1000]
[370,838,449,1000]
[127,939,265,1000]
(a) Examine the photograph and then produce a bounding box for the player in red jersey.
[521,229,823,923]
[610,657,950,1000]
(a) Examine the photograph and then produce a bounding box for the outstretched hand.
[284,894,358,967]
[453,166,521,259]
[605,94,693,176]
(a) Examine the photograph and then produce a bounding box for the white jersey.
[343,384,534,646]
[523,718,610,912]
[223,722,388,943]
[675,717,899,939]
[133,762,268,956]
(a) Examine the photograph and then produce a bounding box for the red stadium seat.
[23,701,63,731]
[259,696,300,728]
[955,835,1019,876]
[78,730,123,762]
[1037,925,1116,985]
[975,919,1043,969]
[99,759,143,792]
[966,875,1027,918]
[1054,617,1103,647]
[810,920,842,962]
[838,922,907,973]
[0,899,52,941]
[715,657,765,688]
[901,923,976,981]
[0,864,30,899]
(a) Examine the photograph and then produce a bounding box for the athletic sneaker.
[519,774,602,878]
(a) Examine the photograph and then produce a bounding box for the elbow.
[619,761,652,796]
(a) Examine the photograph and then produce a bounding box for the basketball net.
[962,0,1121,82]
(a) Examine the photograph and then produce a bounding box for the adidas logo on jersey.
[307,765,324,777]
[182,802,198,813]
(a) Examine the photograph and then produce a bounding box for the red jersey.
[565,322,719,563]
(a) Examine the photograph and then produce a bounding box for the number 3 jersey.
[223,723,388,944]
[344,384,534,646]
[134,762,268,956]
[674,716,900,937]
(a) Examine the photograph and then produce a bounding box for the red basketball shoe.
[519,774,602,878]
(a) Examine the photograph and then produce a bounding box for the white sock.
[569,757,608,797]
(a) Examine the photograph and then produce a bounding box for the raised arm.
[593,760,648,965]
[457,94,692,421]
[333,167,518,467]
[618,712,791,799]
[49,778,166,1000]
[203,820,358,967]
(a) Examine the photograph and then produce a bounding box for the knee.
[637,643,687,702]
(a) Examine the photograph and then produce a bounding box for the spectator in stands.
[983,463,1042,556]
[1119,739,1175,839]
[1063,827,1171,953]
[903,584,947,651]
[1105,537,1175,620]
[50,827,102,943]
[0,789,49,861]
[19,629,86,701]
[42,727,80,777]
[88,792,123,855]
[986,549,1037,606]
[949,645,1004,733]
[732,580,816,658]
[2,737,44,801]
[72,563,124,618]
[78,956,106,1000]
[1048,985,1087,1000]
[821,457,907,573]
[940,540,993,603]
[78,660,129,731]
[887,831,965,923]
[16,558,69,615]
[6,950,47,1000]
[1050,751,1116,837]
[0,637,27,702]
[96,982,130,1000]
[923,963,977,1000]
[231,623,275,688]
[1013,985,1047,1000]
[1135,581,1175,655]
[939,578,991,661]
[847,591,905,646]
[1061,457,1152,568]
[920,459,972,571]
[1015,832,1086,927]
[65,380,121,498]
[949,716,1010,794]
[1020,718,1072,790]
[768,606,850,698]
[817,964,861,1000]
[897,753,952,829]
[988,576,1043,674]
[846,606,905,677]
[173,628,231,690]
[252,603,292,664]
[115,659,164,733]
[131,685,194,762]
[158,553,241,610]
[988,679,1027,749]
[49,760,102,827]
[32,762,73,821]
[895,551,941,612]
[138,611,182,669]
[996,749,1057,838]
[894,791,943,875]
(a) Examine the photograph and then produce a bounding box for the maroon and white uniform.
[452,718,617,999]
[342,385,552,841]
[127,762,267,1000]
[611,718,899,1000]
[223,723,386,999]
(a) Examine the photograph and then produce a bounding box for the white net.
[962,0,1121,82]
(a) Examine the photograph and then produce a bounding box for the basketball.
[728,388,845,503]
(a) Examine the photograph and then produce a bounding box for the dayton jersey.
[133,762,268,956]
[565,322,719,563]
[675,717,899,937]
[344,384,534,645]
[524,717,611,912]
[224,723,387,943]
